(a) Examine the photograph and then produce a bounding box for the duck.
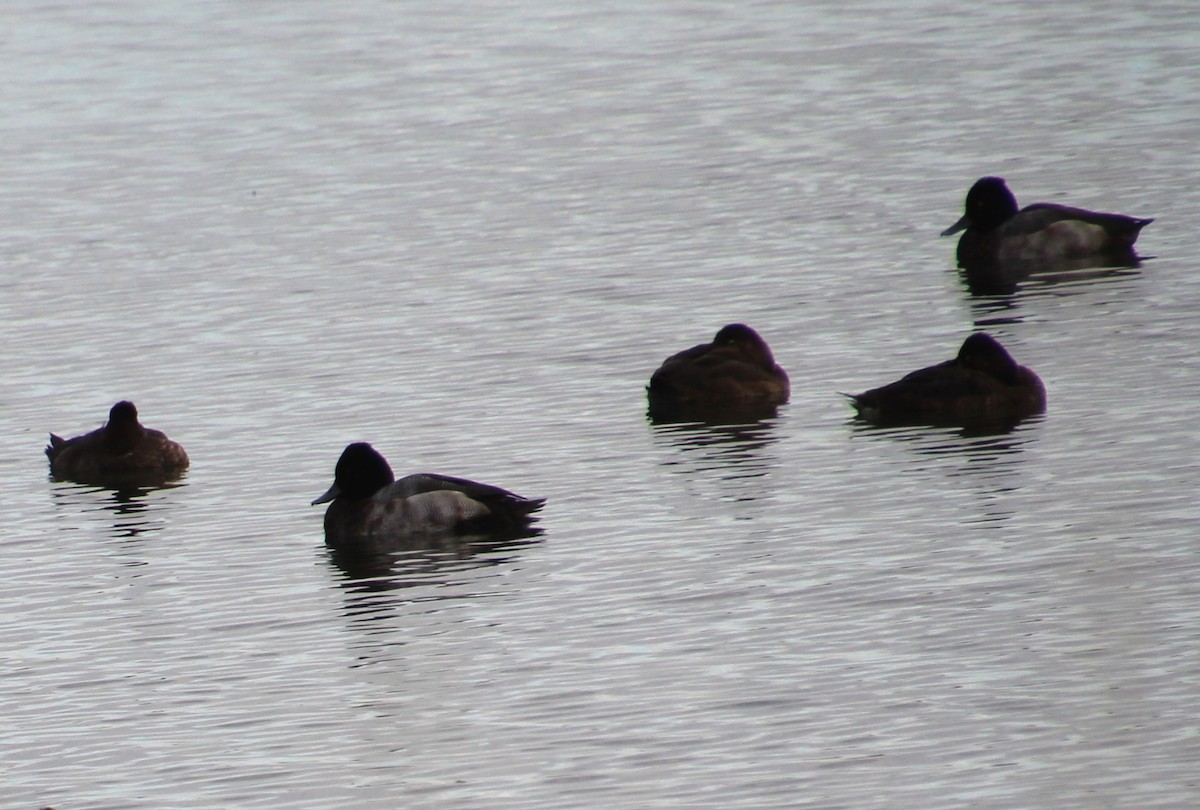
[312,442,545,545]
[846,332,1045,427]
[942,176,1152,268]
[647,323,790,420]
[46,400,189,487]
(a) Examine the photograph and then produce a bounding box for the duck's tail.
[1121,216,1154,246]
[509,496,546,522]
[45,433,66,461]
[838,392,864,411]
[465,494,546,536]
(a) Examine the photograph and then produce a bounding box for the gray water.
[2,1,1199,807]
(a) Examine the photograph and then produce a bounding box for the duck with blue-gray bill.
[313,442,545,546]
[943,176,1151,269]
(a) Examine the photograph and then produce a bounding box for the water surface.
[2,1,1199,807]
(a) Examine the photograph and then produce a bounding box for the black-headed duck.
[312,442,545,546]
[647,323,789,420]
[46,401,189,487]
[847,333,1045,427]
[943,176,1152,268]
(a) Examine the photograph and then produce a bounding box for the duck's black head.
[313,442,396,505]
[103,400,145,453]
[108,400,140,426]
[943,176,1020,235]
[965,176,1020,229]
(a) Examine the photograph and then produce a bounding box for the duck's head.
[713,323,776,367]
[312,442,396,505]
[956,332,1020,382]
[108,400,139,426]
[102,400,145,452]
[942,176,1020,236]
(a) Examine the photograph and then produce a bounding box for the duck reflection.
[48,480,184,540]
[326,528,543,595]
[847,416,1040,447]
[847,404,1044,440]
[848,410,1034,439]
[848,417,1043,526]
[647,401,783,428]
[962,260,1145,330]
[325,528,543,663]
[650,414,782,494]
[958,254,1143,297]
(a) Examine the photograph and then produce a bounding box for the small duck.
[312,442,545,545]
[647,323,790,420]
[846,333,1045,427]
[46,401,190,487]
[942,176,1152,268]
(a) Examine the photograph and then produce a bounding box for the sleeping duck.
[846,333,1045,427]
[46,400,189,487]
[647,323,789,421]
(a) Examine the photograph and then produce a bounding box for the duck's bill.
[941,215,970,237]
[312,483,341,505]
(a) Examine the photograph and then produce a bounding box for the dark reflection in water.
[965,264,1145,327]
[958,255,1143,299]
[848,413,1043,443]
[647,401,782,427]
[650,416,781,483]
[847,418,1042,526]
[324,531,543,662]
[849,412,1036,444]
[47,480,184,540]
[326,530,542,598]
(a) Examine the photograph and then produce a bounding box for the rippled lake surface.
[3,1,1199,807]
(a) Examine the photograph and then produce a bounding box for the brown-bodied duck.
[846,333,1045,427]
[647,323,789,420]
[46,400,189,487]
